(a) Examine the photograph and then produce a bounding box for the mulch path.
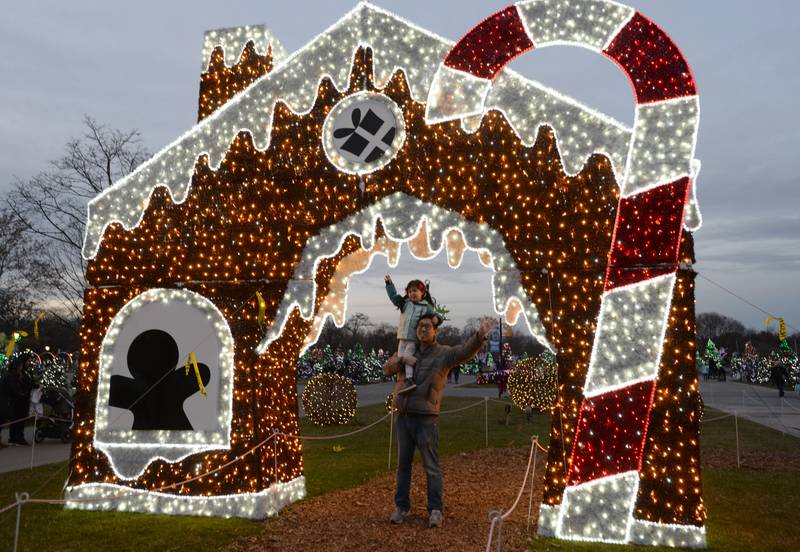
[225,445,800,552]
[225,447,542,552]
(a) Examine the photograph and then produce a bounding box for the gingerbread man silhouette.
[109,329,211,430]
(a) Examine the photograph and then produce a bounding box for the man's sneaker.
[389,508,409,524]
[396,381,417,395]
[428,509,443,528]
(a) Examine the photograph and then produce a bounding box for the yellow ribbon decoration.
[33,312,45,340]
[5,330,29,359]
[256,291,266,328]
[184,352,208,399]
[765,316,787,342]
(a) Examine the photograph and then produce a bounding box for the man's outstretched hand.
[478,317,497,340]
[384,275,393,284]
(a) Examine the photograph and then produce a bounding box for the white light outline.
[256,192,554,356]
[514,0,636,53]
[581,273,676,399]
[93,288,235,480]
[321,91,407,175]
[201,25,288,72]
[301,225,526,352]
[554,470,640,544]
[81,1,639,260]
[65,476,305,520]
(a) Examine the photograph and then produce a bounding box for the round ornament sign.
[322,91,406,175]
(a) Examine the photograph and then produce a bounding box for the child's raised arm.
[384,275,405,309]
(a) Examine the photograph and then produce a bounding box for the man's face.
[416,319,437,344]
[407,286,423,302]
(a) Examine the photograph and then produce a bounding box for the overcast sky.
[1,1,798,332]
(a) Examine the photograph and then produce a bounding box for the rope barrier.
[485,436,540,552]
[1,392,529,514]
[3,392,547,551]
[701,413,734,423]
[439,398,486,415]
[0,415,34,428]
[0,411,393,513]
[742,388,792,434]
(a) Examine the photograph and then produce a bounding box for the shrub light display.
[69,2,705,546]
[301,373,358,427]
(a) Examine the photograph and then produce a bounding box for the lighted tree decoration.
[729,341,770,383]
[769,340,800,385]
[301,372,357,426]
[508,351,556,412]
[38,354,69,390]
[703,339,721,366]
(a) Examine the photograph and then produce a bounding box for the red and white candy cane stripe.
[428,1,703,548]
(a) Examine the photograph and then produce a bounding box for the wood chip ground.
[225,445,799,552]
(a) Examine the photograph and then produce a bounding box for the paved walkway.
[0,424,71,474]
[699,379,800,439]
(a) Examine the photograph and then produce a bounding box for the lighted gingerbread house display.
[66,1,705,547]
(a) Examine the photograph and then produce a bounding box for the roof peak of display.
[82,2,634,259]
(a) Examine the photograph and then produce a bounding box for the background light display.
[301,373,357,427]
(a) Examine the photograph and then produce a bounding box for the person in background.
[772,359,790,398]
[3,354,35,446]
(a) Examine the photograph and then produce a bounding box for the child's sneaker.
[428,509,443,528]
[396,380,417,395]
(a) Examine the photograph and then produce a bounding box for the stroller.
[32,387,74,443]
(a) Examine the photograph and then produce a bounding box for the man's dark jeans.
[394,413,442,513]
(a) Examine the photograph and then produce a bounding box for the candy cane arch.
[426,0,703,548]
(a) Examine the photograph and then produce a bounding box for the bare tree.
[461,317,481,339]
[0,209,52,330]
[9,117,149,320]
[696,312,746,340]
[344,312,374,338]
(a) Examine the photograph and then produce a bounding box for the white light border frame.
[425,0,702,229]
[256,192,554,356]
[93,288,235,480]
[540,499,707,548]
[321,91,407,175]
[65,476,305,520]
[81,2,637,260]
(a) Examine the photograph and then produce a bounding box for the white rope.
[439,398,485,415]
[1,396,526,516]
[0,412,392,513]
[701,413,734,423]
[485,436,540,552]
[0,415,34,428]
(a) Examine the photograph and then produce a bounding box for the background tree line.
[696,312,799,354]
[316,313,546,357]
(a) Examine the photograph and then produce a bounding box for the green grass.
[1,399,798,551]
